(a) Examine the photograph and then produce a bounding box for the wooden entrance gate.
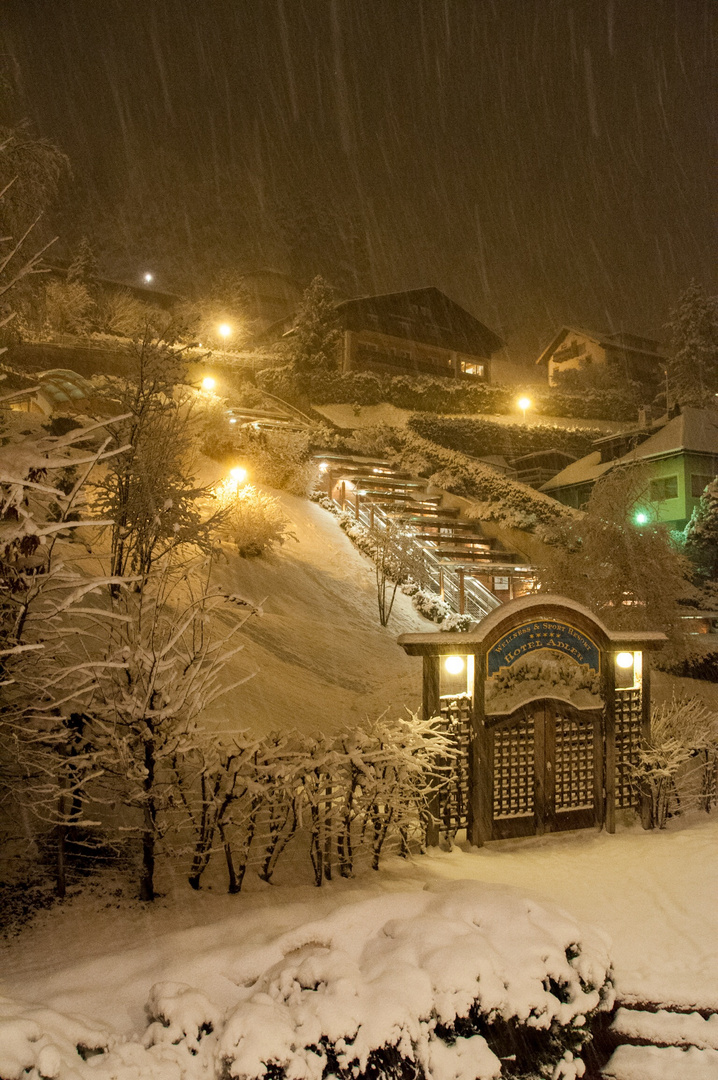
[489,699,602,839]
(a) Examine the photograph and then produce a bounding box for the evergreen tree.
[67,235,98,284]
[683,476,718,581]
[666,281,718,407]
[287,275,341,374]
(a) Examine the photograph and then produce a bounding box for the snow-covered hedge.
[0,884,614,1080]
[407,414,603,463]
[399,431,578,531]
[171,712,455,892]
[257,365,639,422]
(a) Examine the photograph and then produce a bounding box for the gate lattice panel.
[615,687,642,809]
[554,713,594,811]
[437,695,472,835]
[493,716,535,819]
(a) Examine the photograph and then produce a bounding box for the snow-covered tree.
[87,558,257,901]
[286,275,341,374]
[666,281,718,407]
[92,335,224,585]
[539,466,692,655]
[683,476,718,582]
[66,236,98,284]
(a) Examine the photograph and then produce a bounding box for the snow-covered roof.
[536,325,666,366]
[542,408,718,492]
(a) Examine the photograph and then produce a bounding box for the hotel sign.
[487,620,600,676]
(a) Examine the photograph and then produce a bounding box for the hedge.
[256,365,640,422]
[407,414,603,462]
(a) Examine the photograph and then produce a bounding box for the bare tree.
[86,558,256,901]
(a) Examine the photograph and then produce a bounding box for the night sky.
[3,0,716,361]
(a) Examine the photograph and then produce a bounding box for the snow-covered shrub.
[0,997,113,1080]
[217,883,614,1080]
[234,427,318,495]
[43,278,94,335]
[412,588,451,623]
[95,288,159,338]
[633,697,718,828]
[441,612,473,632]
[143,981,220,1055]
[220,483,290,558]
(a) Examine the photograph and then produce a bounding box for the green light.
[635,511,648,525]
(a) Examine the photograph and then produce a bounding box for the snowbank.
[0,883,612,1080]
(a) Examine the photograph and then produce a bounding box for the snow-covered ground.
[202,489,429,735]
[1,816,716,1078]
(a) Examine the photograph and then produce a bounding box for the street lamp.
[218,323,232,340]
[201,376,216,392]
[143,272,154,285]
[229,467,248,485]
[634,511,648,525]
[517,396,532,423]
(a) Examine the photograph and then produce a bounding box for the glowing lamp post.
[143,272,154,284]
[218,323,232,340]
[229,467,248,486]
[517,396,531,423]
[201,376,216,393]
[634,511,648,526]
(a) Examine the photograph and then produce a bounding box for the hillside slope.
[205,491,430,735]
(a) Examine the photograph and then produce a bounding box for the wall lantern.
[445,655,465,675]
[616,652,634,668]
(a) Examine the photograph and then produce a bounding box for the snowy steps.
[594,1001,718,1080]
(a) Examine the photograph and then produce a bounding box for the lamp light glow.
[229,467,247,484]
[517,396,532,422]
[143,272,154,284]
[635,511,648,525]
[445,655,465,675]
[201,376,216,392]
[318,462,329,473]
[218,323,232,339]
[616,651,634,669]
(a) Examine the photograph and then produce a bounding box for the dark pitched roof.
[335,287,505,357]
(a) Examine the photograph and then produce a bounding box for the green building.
[541,407,718,529]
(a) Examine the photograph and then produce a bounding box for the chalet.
[536,326,667,387]
[336,288,503,381]
[541,406,718,528]
[254,287,505,381]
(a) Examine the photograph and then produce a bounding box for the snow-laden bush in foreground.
[0,883,613,1080]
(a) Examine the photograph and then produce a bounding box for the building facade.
[542,407,718,529]
[336,287,504,381]
[536,326,667,388]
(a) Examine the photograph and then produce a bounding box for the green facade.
[551,450,718,529]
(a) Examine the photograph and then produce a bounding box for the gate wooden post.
[640,659,652,829]
[422,655,441,846]
[604,655,616,834]
[468,654,491,847]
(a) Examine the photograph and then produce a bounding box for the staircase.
[583,1001,718,1079]
[315,453,537,623]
